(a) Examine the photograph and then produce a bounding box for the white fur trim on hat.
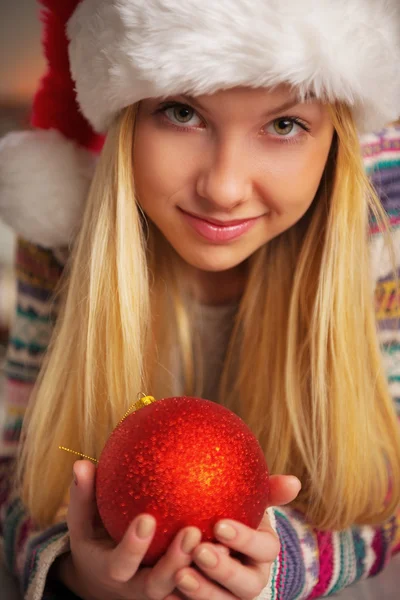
[0,130,96,248]
[67,0,400,134]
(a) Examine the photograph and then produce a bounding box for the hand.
[59,460,204,600]
[173,475,301,600]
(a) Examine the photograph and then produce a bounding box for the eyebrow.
[181,93,317,119]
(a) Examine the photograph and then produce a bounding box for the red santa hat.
[0,0,399,248]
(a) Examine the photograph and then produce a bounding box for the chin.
[177,245,252,273]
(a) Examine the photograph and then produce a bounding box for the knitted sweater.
[1,126,400,600]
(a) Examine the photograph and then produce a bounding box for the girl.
[0,1,400,599]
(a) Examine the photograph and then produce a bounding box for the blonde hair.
[17,102,400,531]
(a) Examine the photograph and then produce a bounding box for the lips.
[179,209,262,243]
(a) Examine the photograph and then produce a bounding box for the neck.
[189,262,248,306]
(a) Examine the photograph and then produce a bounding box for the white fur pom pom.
[0,129,96,248]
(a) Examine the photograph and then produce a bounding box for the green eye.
[173,106,195,123]
[273,118,295,135]
[161,102,203,128]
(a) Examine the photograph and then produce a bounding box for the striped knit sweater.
[1,126,400,600]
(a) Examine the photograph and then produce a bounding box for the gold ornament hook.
[59,394,157,463]
[118,395,156,425]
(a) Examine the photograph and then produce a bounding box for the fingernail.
[290,476,302,489]
[215,522,236,540]
[136,516,155,539]
[195,547,218,568]
[181,528,201,554]
[177,574,200,592]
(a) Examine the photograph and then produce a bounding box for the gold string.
[59,394,157,463]
[58,446,98,464]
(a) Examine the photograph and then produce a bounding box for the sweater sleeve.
[0,238,76,600]
[260,505,400,599]
[364,125,400,410]
[258,126,400,600]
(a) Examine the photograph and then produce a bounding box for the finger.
[67,460,97,541]
[192,543,270,600]
[176,567,235,600]
[268,475,301,507]
[145,527,202,600]
[165,593,187,600]
[213,514,279,563]
[108,514,156,583]
[214,544,230,556]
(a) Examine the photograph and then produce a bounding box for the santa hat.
[0,0,399,248]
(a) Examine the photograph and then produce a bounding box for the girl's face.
[133,85,334,273]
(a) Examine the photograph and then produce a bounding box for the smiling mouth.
[181,210,262,226]
[178,208,265,243]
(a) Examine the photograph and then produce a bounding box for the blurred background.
[0,0,45,352]
[0,5,44,596]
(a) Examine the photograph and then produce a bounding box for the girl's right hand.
[57,459,202,600]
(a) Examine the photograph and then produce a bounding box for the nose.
[196,138,251,211]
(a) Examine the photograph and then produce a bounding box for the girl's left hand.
[173,474,301,600]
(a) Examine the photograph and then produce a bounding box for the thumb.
[268,475,302,507]
[67,459,97,541]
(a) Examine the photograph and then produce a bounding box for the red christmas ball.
[96,396,269,565]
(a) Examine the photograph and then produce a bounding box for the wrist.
[51,552,103,600]
[50,552,82,596]
[49,551,73,583]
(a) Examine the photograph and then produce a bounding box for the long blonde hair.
[17,102,400,530]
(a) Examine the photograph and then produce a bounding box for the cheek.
[133,124,199,207]
[133,128,171,203]
[259,140,332,213]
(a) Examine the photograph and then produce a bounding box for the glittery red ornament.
[96,396,269,565]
